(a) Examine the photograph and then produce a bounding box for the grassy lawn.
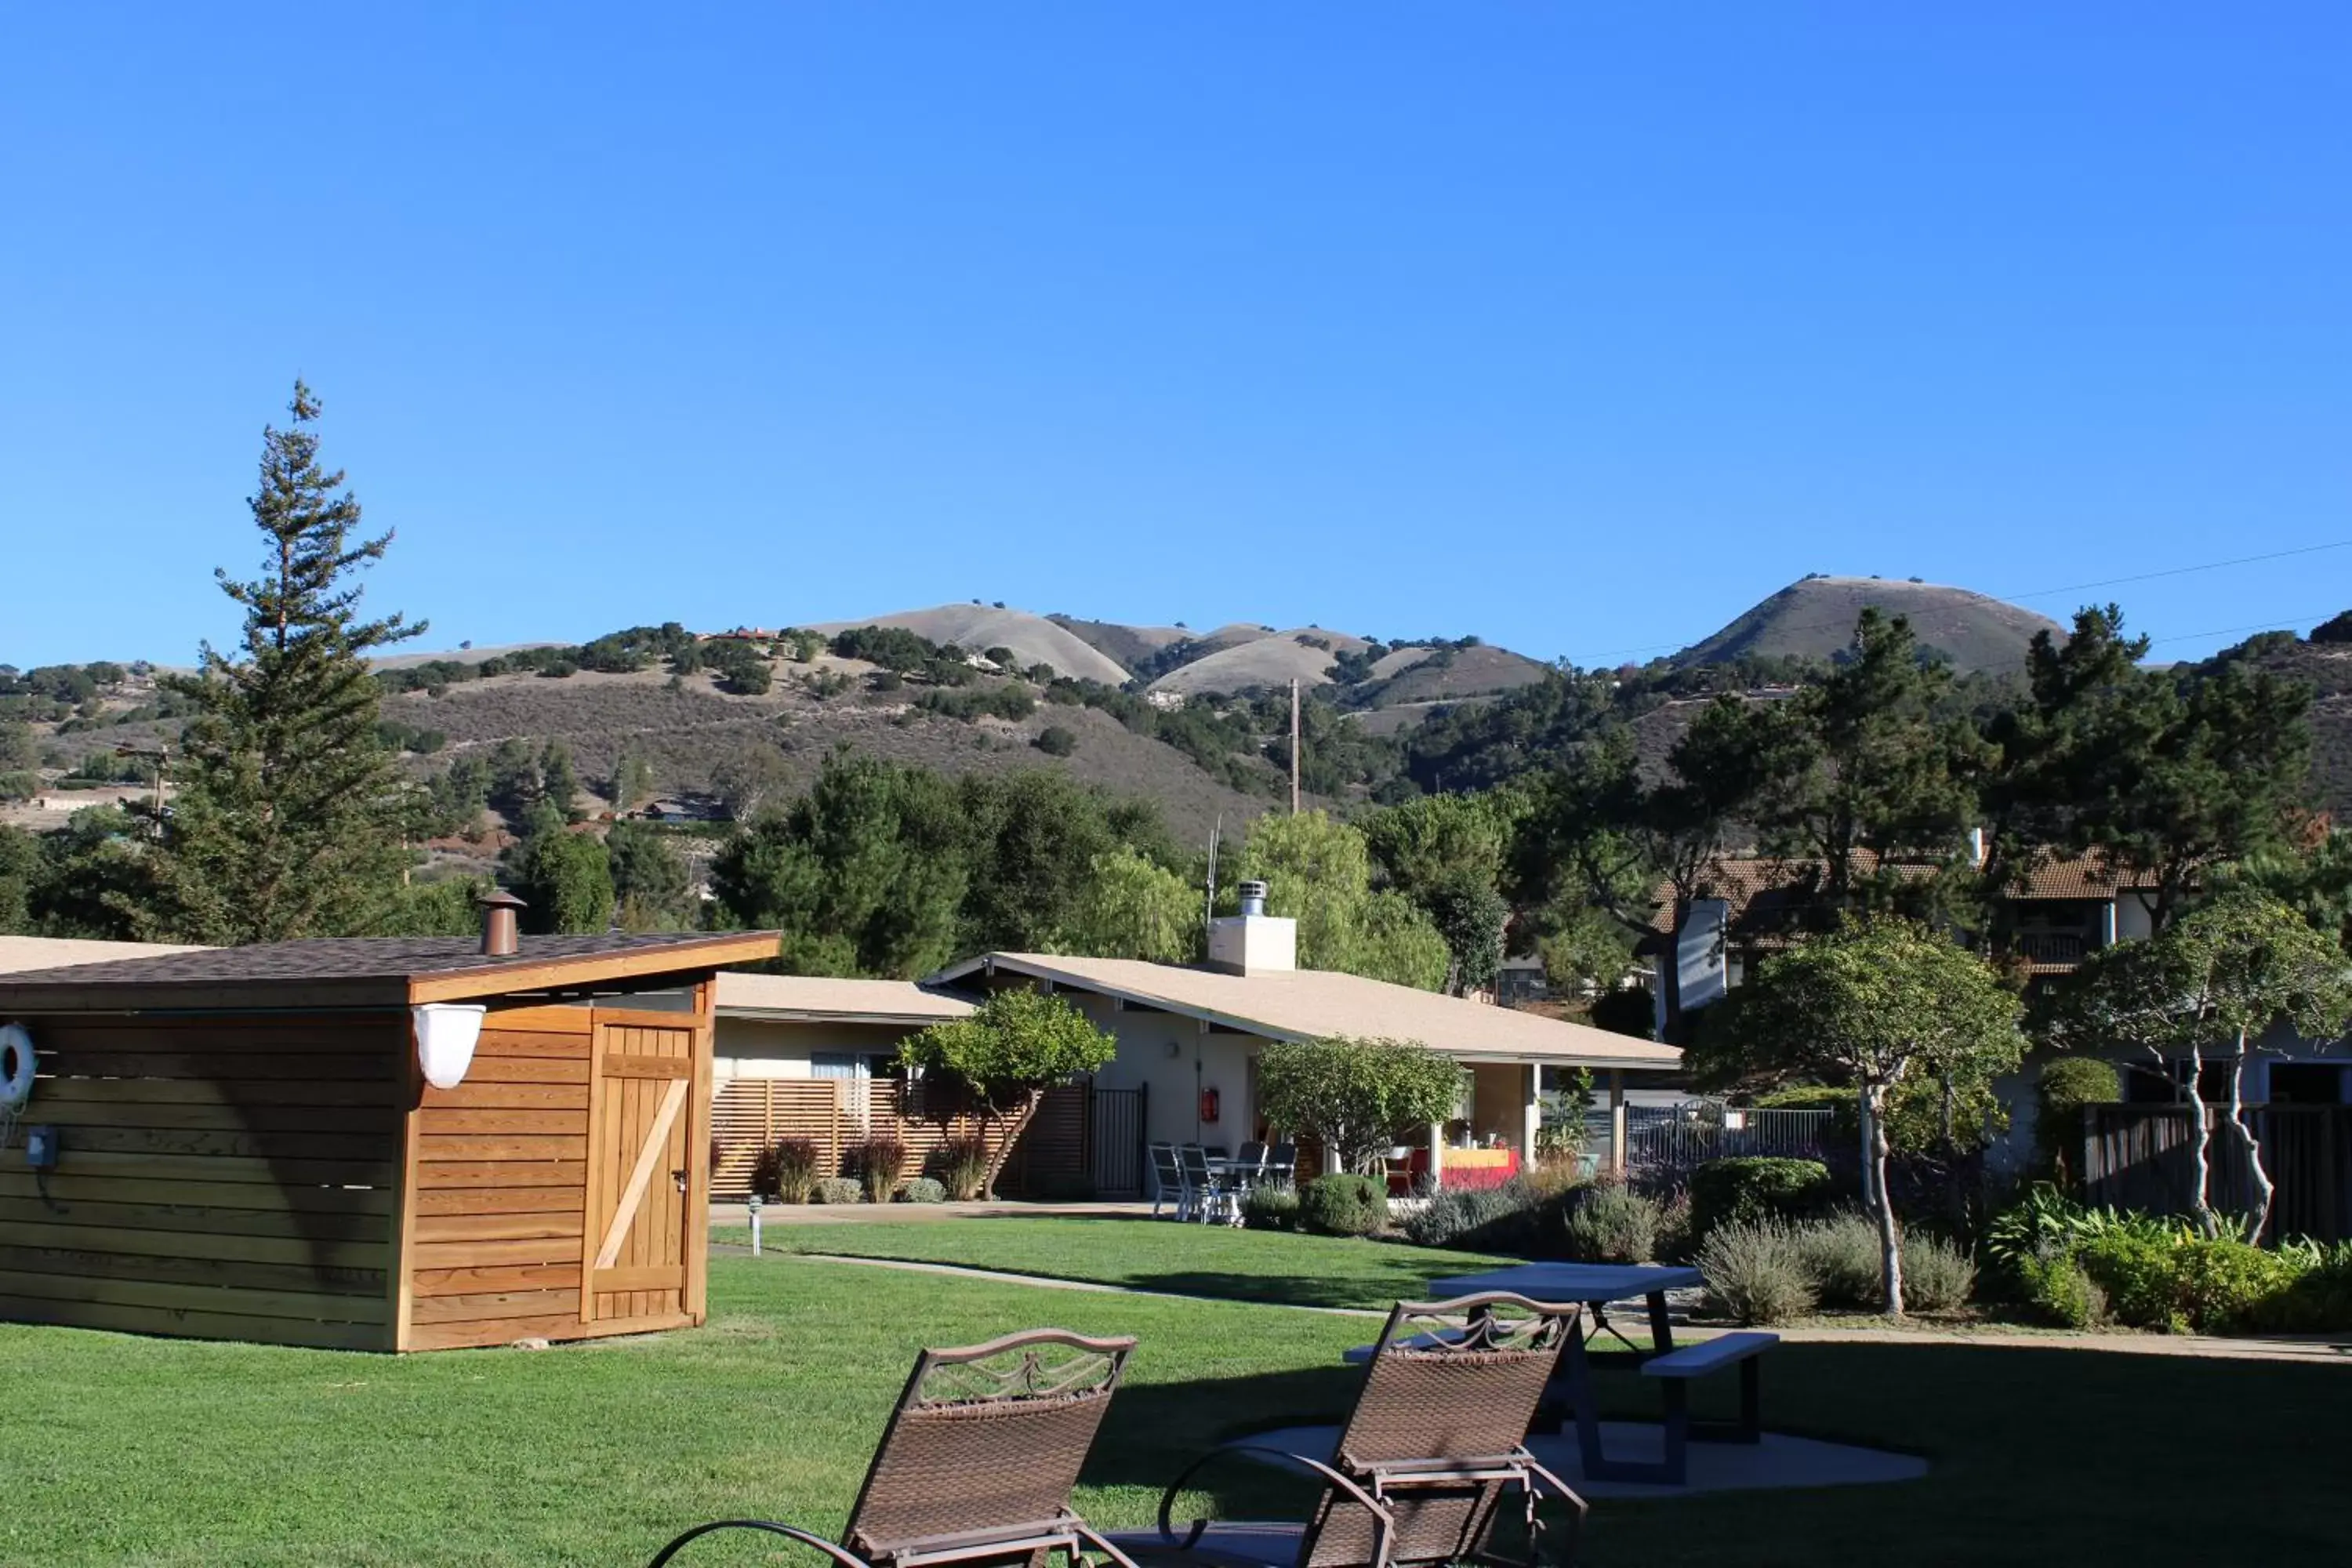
[1,1233,2347,1566]
[732,1214,1517,1311]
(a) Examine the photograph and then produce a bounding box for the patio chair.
[648,1328,1143,1568]
[1178,1144,1234,1225]
[1119,1294,1587,1568]
[1265,1143,1297,1187]
[1150,1142,1191,1220]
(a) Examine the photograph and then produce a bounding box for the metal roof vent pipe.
[478,890,528,956]
[1237,880,1269,918]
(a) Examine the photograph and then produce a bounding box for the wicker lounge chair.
[1120,1294,1587,1568]
[648,1327,1143,1568]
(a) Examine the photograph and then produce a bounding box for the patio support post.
[1607,1069,1627,1176]
[1522,1064,1541,1167]
[1427,1121,1445,1185]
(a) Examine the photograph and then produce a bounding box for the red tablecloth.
[1399,1147,1522,1192]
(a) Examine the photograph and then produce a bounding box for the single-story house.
[926,891,1682,1191]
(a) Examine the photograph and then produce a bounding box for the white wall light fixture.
[413,1003,488,1090]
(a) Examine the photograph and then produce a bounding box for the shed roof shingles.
[0,932,780,1010]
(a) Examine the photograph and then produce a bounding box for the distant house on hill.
[629,794,730,824]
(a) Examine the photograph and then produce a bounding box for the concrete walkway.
[714,1200,1156,1227]
[712,1246,1386,1316]
[725,1246,2352,1364]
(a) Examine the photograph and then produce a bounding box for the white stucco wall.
[711,1017,926,1083]
[1065,993,1268,1151]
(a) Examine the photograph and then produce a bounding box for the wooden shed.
[0,927,779,1352]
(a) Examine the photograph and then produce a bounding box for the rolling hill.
[808,605,1131,686]
[1145,628,1377,698]
[25,577,2303,862]
[1675,575,2064,673]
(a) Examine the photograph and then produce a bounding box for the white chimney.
[1208,880,1296,975]
[1967,826,1988,869]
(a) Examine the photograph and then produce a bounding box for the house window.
[810,1052,858,1080]
[2125,1059,2237,1105]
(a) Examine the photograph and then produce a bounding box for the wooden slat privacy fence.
[2079,1103,2352,1243]
[710,1078,1090,1200]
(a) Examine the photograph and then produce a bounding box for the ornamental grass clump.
[928,1138,992,1201]
[1699,1218,1817,1326]
[754,1137,821,1204]
[897,1177,949,1204]
[848,1135,908,1203]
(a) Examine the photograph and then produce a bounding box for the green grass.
[0,1255,1366,1567]
[3,1233,2350,1566]
[731,1214,1516,1311]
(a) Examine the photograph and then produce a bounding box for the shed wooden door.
[580,1011,705,1327]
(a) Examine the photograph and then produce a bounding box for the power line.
[1992,539,2352,602]
[2144,613,2337,648]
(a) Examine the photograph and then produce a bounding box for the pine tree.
[143,382,424,942]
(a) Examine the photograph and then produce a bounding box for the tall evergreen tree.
[143,383,423,942]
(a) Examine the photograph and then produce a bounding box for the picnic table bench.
[1417,1261,1777,1485]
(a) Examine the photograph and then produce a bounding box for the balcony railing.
[2015,930,2092,963]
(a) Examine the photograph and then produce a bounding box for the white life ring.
[0,1024,34,1111]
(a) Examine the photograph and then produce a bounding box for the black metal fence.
[1605,1105,1837,1178]
[1088,1084,1147,1200]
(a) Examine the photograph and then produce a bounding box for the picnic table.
[1428,1261,1704,1483]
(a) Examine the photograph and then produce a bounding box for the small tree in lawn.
[901,989,1116,1197]
[1738,917,2024,1316]
[2046,892,2352,1236]
[1255,1036,1468,1178]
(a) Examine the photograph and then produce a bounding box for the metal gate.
[1090,1084,1147,1199]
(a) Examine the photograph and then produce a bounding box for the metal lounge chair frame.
[648,1327,1144,1568]
[1141,1293,1588,1568]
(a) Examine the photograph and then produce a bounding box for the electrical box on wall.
[23,1124,59,1171]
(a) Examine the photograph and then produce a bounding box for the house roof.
[0,935,206,975]
[1643,851,2159,936]
[714,971,975,1025]
[927,953,1682,1072]
[0,932,782,1012]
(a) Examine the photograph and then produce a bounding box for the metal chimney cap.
[1236,880,1269,898]
[477,890,528,910]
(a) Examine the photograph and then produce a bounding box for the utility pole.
[1289,678,1301,815]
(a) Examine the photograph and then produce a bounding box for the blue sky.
[3,5,2347,669]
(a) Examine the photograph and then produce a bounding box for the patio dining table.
[1428,1261,1704,1483]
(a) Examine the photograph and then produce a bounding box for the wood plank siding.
[401,1002,711,1351]
[0,1013,406,1351]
